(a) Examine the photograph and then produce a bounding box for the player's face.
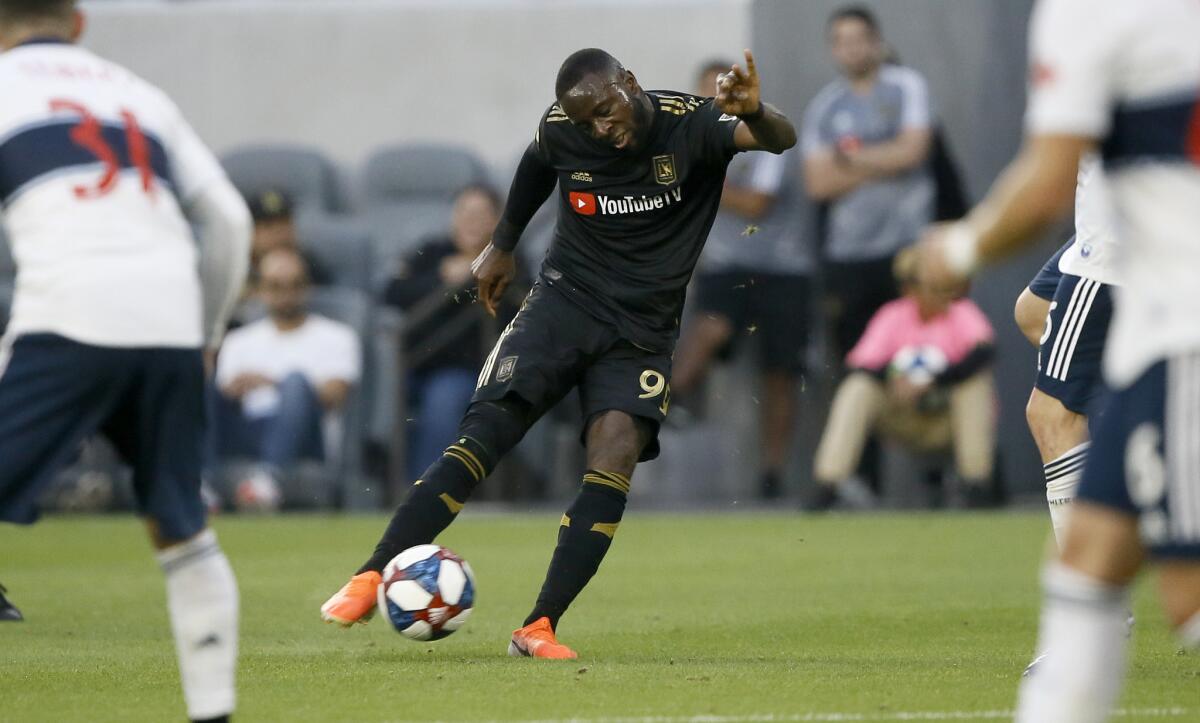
[829,18,881,79]
[560,70,652,153]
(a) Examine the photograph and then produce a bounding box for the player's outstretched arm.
[917,134,1090,285]
[474,143,557,316]
[717,49,796,154]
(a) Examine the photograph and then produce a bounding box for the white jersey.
[0,40,230,347]
[1026,0,1200,387]
[1057,154,1119,286]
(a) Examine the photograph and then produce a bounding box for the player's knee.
[452,398,531,477]
[585,411,645,475]
[1025,389,1077,439]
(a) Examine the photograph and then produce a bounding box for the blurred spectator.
[802,5,935,357]
[383,184,528,480]
[805,249,996,511]
[211,248,361,510]
[245,189,333,287]
[672,60,812,500]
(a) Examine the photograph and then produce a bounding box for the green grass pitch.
[1,512,1196,722]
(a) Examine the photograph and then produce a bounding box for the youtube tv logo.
[569,191,596,216]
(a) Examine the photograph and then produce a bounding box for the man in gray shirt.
[673,60,812,500]
[802,5,935,357]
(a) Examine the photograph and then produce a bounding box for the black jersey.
[533,91,741,352]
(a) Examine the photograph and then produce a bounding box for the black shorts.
[473,283,672,461]
[1035,272,1113,416]
[693,270,810,372]
[0,333,207,541]
[1078,353,1200,560]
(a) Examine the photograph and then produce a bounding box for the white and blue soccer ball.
[889,344,948,386]
[378,544,476,641]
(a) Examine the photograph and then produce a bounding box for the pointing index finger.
[743,49,757,78]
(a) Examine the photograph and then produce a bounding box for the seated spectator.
[245,188,333,287]
[383,184,527,480]
[211,248,361,510]
[805,249,996,510]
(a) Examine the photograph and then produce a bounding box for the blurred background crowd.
[0,0,1060,515]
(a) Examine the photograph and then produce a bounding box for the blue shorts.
[0,333,207,541]
[1079,353,1200,559]
[1035,271,1113,416]
[1028,238,1073,301]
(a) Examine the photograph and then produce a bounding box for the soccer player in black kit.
[322,47,797,658]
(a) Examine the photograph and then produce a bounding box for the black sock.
[358,437,489,574]
[525,470,630,629]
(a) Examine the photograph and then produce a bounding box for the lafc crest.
[652,154,676,185]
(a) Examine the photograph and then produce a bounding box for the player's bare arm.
[918,134,1092,284]
[718,50,797,154]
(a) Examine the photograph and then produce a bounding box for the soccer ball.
[377,544,476,641]
[889,344,948,386]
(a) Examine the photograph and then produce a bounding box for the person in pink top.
[805,248,997,510]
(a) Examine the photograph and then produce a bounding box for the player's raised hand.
[471,242,516,317]
[715,49,761,117]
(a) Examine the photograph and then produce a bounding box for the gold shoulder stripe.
[546,115,570,123]
[560,514,571,527]
[660,106,687,116]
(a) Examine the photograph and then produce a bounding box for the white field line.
[504,709,1193,723]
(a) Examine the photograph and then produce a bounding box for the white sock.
[1044,442,1089,547]
[1181,610,1200,649]
[157,529,239,721]
[1016,561,1130,723]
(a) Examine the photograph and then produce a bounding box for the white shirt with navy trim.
[0,41,227,348]
[1057,154,1119,286]
[1026,0,1200,386]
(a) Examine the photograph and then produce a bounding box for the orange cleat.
[320,571,381,626]
[507,617,578,659]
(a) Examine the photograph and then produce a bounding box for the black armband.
[492,143,558,252]
[738,103,765,122]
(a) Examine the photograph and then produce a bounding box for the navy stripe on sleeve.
[1102,92,1200,168]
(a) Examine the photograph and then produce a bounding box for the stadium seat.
[364,201,455,291]
[361,143,489,206]
[221,144,344,215]
[296,215,373,291]
[306,286,373,501]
